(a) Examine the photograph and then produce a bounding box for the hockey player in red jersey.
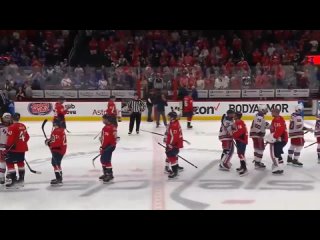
[106,95,118,127]
[45,119,67,186]
[99,114,118,183]
[0,113,12,184]
[165,111,184,179]
[53,97,70,129]
[265,108,288,174]
[5,113,30,188]
[287,104,313,167]
[183,91,193,129]
[232,112,249,176]
[164,111,184,174]
[219,109,235,171]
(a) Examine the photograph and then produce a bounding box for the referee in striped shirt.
[127,93,146,135]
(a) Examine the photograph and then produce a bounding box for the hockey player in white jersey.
[218,109,235,171]
[249,104,269,169]
[287,104,313,167]
[0,113,12,184]
[315,116,320,163]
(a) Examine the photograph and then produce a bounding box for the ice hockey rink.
[1,119,320,210]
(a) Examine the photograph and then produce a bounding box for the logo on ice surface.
[28,103,53,115]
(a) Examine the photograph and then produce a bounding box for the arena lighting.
[306,55,320,65]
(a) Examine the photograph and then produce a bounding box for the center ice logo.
[28,103,53,115]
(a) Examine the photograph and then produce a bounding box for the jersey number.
[19,131,26,142]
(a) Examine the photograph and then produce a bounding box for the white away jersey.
[315,119,320,138]
[219,116,234,141]
[0,124,8,150]
[289,112,304,138]
[249,113,269,138]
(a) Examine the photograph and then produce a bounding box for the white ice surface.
[1,120,320,210]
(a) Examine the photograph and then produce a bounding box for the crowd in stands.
[1,30,320,100]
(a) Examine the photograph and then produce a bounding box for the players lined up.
[218,104,315,176]
[1,95,319,189]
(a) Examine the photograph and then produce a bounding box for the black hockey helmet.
[226,109,235,115]
[235,112,243,119]
[168,111,178,119]
[12,113,21,121]
[53,119,61,127]
[102,114,113,122]
[59,96,66,103]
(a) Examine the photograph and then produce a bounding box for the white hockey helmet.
[295,104,303,112]
[1,112,12,123]
[258,104,268,113]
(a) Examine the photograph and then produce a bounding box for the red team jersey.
[49,128,67,155]
[106,101,117,116]
[270,116,288,142]
[6,123,30,152]
[233,119,248,144]
[54,102,68,120]
[183,96,193,113]
[101,124,117,148]
[166,120,184,149]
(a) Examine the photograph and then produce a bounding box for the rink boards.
[15,100,314,121]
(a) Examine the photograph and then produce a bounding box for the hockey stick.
[93,131,101,140]
[25,159,41,174]
[304,142,317,149]
[92,145,115,168]
[157,142,198,168]
[92,153,100,168]
[41,119,48,139]
[140,129,191,145]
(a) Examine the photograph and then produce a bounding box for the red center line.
[152,136,166,210]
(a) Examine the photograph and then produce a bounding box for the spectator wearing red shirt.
[237,57,250,72]
[99,38,107,53]
[183,52,194,66]
[218,35,226,49]
[232,35,242,51]
[225,58,235,75]
[89,37,98,55]
[252,48,262,64]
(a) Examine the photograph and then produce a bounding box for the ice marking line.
[80,183,111,197]
[244,170,269,189]
[222,200,255,204]
[152,135,165,210]
[170,160,220,210]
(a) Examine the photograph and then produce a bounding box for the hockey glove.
[264,133,276,143]
[99,147,104,154]
[45,139,51,146]
[0,150,7,159]
[265,122,270,129]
